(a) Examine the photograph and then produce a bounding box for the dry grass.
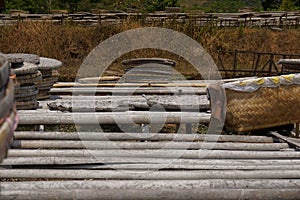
[0,20,300,81]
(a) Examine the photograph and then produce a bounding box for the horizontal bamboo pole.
[1,189,299,200]
[2,179,300,191]
[50,87,207,95]
[13,132,274,143]
[54,83,208,88]
[11,140,288,151]
[53,78,254,88]
[44,94,210,112]
[7,149,300,159]
[3,157,300,166]
[44,163,299,170]
[17,111,211,125]
[1,169,300,180]
[268,131,300,148]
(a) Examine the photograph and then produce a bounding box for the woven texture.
[225,85,300,132]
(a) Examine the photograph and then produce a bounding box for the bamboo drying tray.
[212,74,300,132]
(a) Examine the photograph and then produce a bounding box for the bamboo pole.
[1,169,300,180]
[53,77,253,88]
[1,189,299,200]
[7,149,300,159]
[11,140,289,151]
[17,111,211,125]
[269,131,300,148]
[3,157,300,166]
[2,180,300,191]
[53,82,208,88]
[13,131,274,143]
[50,87,207,95]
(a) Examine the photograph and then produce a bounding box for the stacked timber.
[36,57,62,100]
[6,54,40,110]
[0,54,18,163]
[121,58,177,83]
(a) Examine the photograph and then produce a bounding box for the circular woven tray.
[16,101,39,110]
[0,80,14,119]
[15,85,38,98]
[37,94,51,100]
[5,53,40,64]
[38,57,62,70]
[121,58,177,67]
[14,62,39,75]
[0,55,10,93]
[6,54,25,64]
[39,69,53,78]
[17,71,42,80]
[18,72,42,85]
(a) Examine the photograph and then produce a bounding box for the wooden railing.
[0,11,300,28]
[217,49,300,78]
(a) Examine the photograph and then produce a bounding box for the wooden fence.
[1,11,300,28]
[217,49,300,78]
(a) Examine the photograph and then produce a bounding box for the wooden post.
[233,49,238,77]
[296,123,299,138]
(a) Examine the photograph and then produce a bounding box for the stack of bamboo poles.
[0,54,18,163]
[1,129,300,199]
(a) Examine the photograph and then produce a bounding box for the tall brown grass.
[0,20,299,81]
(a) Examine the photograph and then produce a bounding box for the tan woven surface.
[225,85,300,132]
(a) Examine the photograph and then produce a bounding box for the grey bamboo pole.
[1,169,300,179]
[13,132,274,143]
[7,149,300,159]
[11,140,289,151]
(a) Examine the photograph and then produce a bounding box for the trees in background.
[261,0,300,10]
[4,0,179,13]
[3,0,300,13]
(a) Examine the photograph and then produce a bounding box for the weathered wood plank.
[7,149,300,159]
[1,169,300,179]
[13,132,274,143]
[1,188,299,200]
[11,140,289,151]
[17,110,211,125]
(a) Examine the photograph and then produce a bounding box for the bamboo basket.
[206,74,300,132]
[225,84,300,132]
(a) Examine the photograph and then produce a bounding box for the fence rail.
[217,49,300,78]
[1,11,300,28]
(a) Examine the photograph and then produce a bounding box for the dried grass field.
[0,20,299,81]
